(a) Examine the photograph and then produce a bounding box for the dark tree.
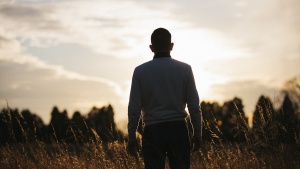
[70,111,94,143]
[283,76,300,109]
[200,101,224,143]
[48,107,70,142]
[220,97,248,142]
[87,105,123,142]
[21,109,46,142]
[0,108,14,144]
[251,95,285,144]
[278,94,298,142]
[252,95,275,129]
[0,104,125,145]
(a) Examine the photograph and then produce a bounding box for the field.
[1,138,300,168]
[1,96,300,169]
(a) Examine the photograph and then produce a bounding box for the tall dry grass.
[0,103,300,169]
[1,140,299,168]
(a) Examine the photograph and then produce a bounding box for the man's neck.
[153,52,171,59]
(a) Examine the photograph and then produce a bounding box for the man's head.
[150,28,174,53]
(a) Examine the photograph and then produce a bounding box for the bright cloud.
[0,55,125,123]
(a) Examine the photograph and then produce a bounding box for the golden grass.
[1,101,299,169]
[0,141,299,169]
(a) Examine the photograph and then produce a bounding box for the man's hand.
[191,136,202,152]
[126,139,140,156]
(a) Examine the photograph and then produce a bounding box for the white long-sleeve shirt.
[128,56,202,141]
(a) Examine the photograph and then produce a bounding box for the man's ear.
[170,43,174,51]
[149,45,155,52]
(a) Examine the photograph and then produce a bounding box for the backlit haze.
[0,0,299,128]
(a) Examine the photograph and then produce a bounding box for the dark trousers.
[142,121,191,169]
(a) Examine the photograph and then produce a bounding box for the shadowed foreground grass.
[0,141,299,169]
[1,100,300,169]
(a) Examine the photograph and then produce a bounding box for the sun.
[170,28,246,101]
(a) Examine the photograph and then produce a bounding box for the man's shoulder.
[134,58,191,73]
[171,58,191,67]
[137,58,190,67]
[135,60,153,71]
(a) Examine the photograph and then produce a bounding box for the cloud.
[164,0,300,59]
[0,34,126,123]
[0,0,158,124]
[0,20,123,93]
[0,36,10,49]
[0,3,65,47]
[161,0,300,90]
[0,50,124,101]
[0,0,14,4]
[0,3,61,31]
[0,3,45,18]
[0,0,180,58]
[0,58,126,123]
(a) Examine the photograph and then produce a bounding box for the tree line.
[0,105,124,145]
[0,94,299,145]
[200,94,299,145]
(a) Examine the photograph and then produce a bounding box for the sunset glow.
[0,0,299,126]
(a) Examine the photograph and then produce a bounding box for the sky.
[0,0,299,129]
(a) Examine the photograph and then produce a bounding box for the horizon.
[0,93,291,131]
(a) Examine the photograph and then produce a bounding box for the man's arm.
[186,66,202,141]
[128,68,142,142]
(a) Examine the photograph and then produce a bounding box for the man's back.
[133,57,197,126]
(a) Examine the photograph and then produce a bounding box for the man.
[127,28,202,169]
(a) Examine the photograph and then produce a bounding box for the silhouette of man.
[127,28,202,169]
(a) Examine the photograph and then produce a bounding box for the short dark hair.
[151,28,171,52]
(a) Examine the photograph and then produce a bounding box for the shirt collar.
[153,52,171,59]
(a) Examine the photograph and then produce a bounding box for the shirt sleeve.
[128,67,142,142]
[186,66,202,139]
